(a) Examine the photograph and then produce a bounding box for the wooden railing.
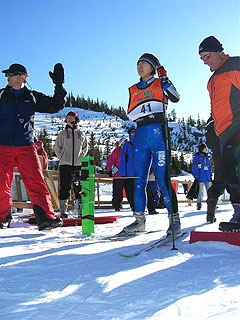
[12,163,194,210]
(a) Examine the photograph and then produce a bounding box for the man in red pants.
[0,63,67,230]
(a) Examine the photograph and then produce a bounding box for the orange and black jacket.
[207,55,240,147]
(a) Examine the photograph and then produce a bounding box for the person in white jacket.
[54,111,88,217]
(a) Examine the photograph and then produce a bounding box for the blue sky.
[0,0,239,120]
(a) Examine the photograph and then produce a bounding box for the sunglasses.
[200,53,213,62]
[5,72,25,77]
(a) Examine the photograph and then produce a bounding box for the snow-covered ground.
[0,196,239,320]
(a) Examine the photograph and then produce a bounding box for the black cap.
[137,53,160,69]
[2,63,27,74]
[198,143,207,153]
[199,36,224,54]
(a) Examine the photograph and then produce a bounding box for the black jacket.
[0,85,66,146]
[205,116,219,150]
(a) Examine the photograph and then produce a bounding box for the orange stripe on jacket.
[207,55,240,136]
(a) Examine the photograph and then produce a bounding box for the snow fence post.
[81,156,95,235]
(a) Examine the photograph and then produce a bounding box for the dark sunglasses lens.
[5,72,23,77]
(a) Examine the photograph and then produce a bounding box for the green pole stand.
[81,156,95,235]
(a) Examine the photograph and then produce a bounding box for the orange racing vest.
[127,78,168,121]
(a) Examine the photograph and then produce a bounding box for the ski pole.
[157,64,177,251]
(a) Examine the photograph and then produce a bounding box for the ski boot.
[166,212,181,237]
[59,199,68,218]
[33,204,63,231]
[122,212,146,235]
[219,204,240,232]
[149,210,159,215]
[230,204,240,222]
[38,218,63,231]
[0,210,12,229]
[206,198,217,223]
[197,203,202,210]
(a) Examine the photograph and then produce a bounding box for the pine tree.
[170,155,181,175]
[169,108,177,122]
[88,132,96,157]
[87,132,102,167]
[197,113,201,129]
[179,152,190,172]
[92,146,102,167]
[103,139,112,160]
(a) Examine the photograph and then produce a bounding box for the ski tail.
[119,232,188,258]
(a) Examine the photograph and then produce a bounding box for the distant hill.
[34,107,206,172]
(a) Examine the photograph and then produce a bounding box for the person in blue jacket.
[192,143,212,210]
[119,126,136,211]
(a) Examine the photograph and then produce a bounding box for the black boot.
[197,203,202,210]
[206,198,218,223]
[0,210,12,229]
[33,205,63,231]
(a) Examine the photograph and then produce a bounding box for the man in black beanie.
[199,36,225,72]
[199,35,240,232]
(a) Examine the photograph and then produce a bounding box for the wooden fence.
[12,168,194,211]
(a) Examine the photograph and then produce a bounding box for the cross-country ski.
[119,232,188,258]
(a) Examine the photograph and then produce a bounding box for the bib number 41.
[141,103,151,113]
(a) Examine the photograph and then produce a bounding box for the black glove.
[108,171,112,177]
[49,63,65,86]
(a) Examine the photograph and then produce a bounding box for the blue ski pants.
[133,123,178,214]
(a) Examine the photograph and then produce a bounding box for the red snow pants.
[0,145,56,223]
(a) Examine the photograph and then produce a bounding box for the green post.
[81,156,95,235]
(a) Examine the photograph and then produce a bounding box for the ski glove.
[49,63,65,86]
[156,66,169,84]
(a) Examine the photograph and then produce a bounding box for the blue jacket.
[120,135,134,177]
[192,152,212,182]
[0,85,66,146]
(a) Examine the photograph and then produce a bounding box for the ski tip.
[118,252,133,258]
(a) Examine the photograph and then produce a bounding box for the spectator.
[106,138,127,211]
[148,167,165,209]
[54,111,88,218]
[198,35,240,231]
[35,140,48,170]
[120,127,157,214]
[0,63,66,230]
[192,143,212,210]
[146,170,160,215]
